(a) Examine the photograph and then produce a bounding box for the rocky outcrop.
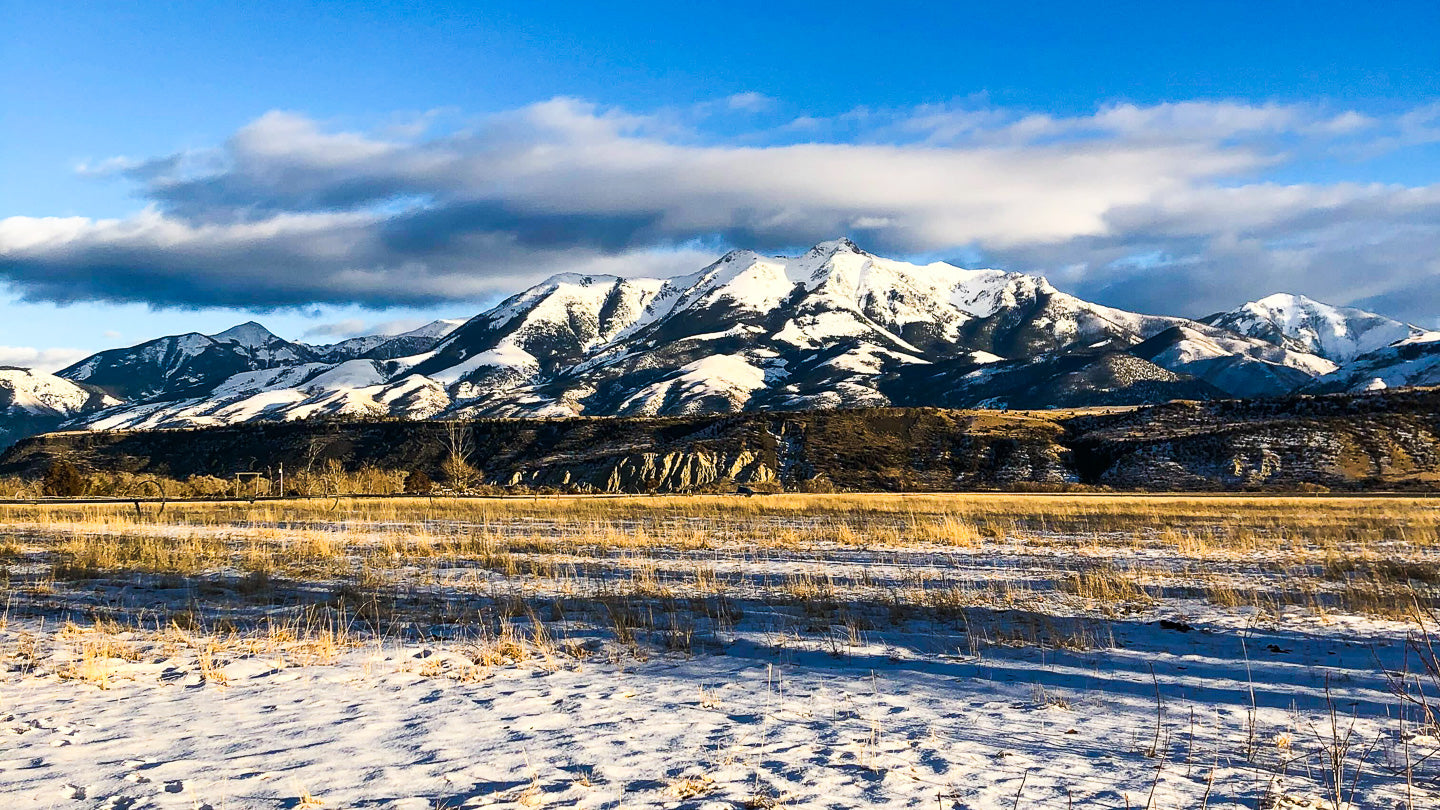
[1066,388,1440,490]
[501,449,776,493]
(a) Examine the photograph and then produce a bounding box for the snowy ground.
[1,498,1438,808]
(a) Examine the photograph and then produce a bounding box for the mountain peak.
[807,237,866,257]
[1251,292,1315,309]
[212,321,277,347]
[1205,293,1431,364]
[403,318,467,339]
[714,248,763,266]
[542,272,623,286]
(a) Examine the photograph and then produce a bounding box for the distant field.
[2,494,1438,807]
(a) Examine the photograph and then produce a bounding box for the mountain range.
[3,238,1437,450]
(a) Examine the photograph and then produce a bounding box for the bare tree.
[320,458,347,496]
[294,433,331,496]
[441,421,480,492]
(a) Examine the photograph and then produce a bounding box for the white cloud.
[1,97,1438,320]
[0,346,91,373]
[725,92,775,113]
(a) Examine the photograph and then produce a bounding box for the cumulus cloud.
[0,346,92,373]
[2,97,1438,320]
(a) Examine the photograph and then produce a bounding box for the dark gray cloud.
[0,207,713,309]
[3,98,1438,320]
[987,183,1440,323]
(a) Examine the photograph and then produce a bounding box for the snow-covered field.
[1,495,1437,808]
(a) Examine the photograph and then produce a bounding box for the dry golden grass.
[668,774,716,798]
[3,491,1437,553]
[1058,565,1152,604]
[3,493,1438,674]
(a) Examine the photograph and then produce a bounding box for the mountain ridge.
[9,388,1440,493]
[1,239,1435,450]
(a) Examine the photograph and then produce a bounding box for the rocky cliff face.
[1066,390,1440,490]
[501,448,777,492]
[0,408,1075,493]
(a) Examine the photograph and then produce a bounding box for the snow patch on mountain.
[1308,340,1440,393]
[208,364,329,398]
[426,348,520,385]
[618,355,767,416]
[303,360,389,392]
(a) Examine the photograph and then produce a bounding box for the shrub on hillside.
[184,475,235,498]
[0,475,35,497]
[404,469,433,494]
[42,461,87,497]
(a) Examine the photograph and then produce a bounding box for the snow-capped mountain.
[0,368,116,417]
[0,368,119,449]
[1203,293,1437,364]
[1128,324,1336,399]
[2,238,1430,448]
[59,322,319,401]
[406,239,1328,415]
[402,240,1142,416]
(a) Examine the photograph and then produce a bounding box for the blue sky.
[2,0,1438,368]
